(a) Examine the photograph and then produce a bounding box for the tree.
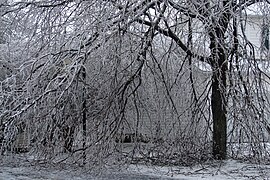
[0,0,270,165]
[134,0,270,160]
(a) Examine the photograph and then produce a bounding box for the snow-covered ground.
[1,159,270,179]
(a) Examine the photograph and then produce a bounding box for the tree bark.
[209,31,228,160]
[211,67,227,159]
[82,66,87,164]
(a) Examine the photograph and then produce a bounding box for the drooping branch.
[135,18,210,64]
[167,0,209,21]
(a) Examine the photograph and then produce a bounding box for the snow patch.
[1,159,270,179]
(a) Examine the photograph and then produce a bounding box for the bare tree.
[0,0,270,167]
[134,0,270,160]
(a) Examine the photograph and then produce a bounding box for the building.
[245,14,270,60]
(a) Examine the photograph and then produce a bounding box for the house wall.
[245,15,269,60]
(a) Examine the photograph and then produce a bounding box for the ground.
[1,159,270,180]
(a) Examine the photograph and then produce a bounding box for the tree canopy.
[0,0,270,166]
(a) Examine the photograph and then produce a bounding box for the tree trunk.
[82,66,87,164]
[209,27,228,160]
[211,68,227,159]
[0,121,4,154]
